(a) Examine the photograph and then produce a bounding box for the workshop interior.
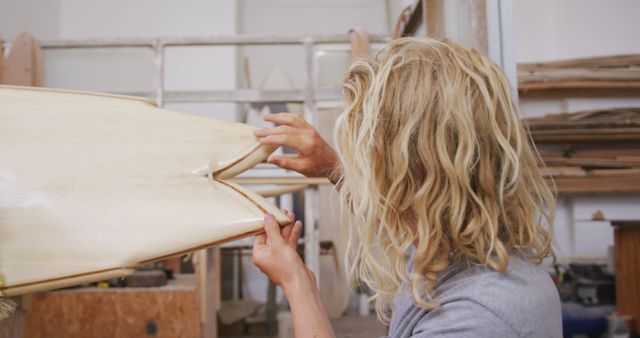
[1,1,639,337]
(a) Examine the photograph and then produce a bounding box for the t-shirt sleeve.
[409,299,519,338]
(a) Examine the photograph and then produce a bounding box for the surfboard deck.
[0,85,288,296]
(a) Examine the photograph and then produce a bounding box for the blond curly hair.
[335,37,555,322]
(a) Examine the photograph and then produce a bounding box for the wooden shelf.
[550,173,640,195]
[519,80,640,98]
[530,128,640,143]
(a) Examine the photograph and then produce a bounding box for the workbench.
[20,274,205,338]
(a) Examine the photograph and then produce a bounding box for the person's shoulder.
[434,256,562,337]
[411,298,518,337]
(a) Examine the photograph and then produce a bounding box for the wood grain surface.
[0,86,287,297]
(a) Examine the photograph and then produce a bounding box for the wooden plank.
[519,68,640,83]
[1,33,43,86]
[32,38,43,87]
[541,158,640,169]
[524,108,640,130]
[550,175,640,194]
[2,33,36,86]
[529,128,640,143]
[425,0,445,39]
[196,248,220,338]
[22,283,200,338]
[564,158,640,168]
[520,87,640,98]
[519,81,640,98]
[518,54,640,71]
[571,148,640,160]
[589,168,640,176]
[540,166,586,177]
[613,224,640,333]
[519,80,640,91]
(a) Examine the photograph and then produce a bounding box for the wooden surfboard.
[0,86,288,296]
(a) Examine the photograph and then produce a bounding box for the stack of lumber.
[524,108,640,194]
[518,54,640,97]
[526,108,640,143]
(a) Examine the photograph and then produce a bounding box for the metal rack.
[17,33,390,286]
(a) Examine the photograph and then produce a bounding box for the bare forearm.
[284,271,336,338]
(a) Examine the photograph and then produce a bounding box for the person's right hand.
[252,213,312,291]
[253,113,342,184]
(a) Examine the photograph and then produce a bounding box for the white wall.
[514,0,640,118]
[514,0,640,260]
[0,0,62,40]
[2,0,238,120]
[515,0,640,63]
[238,0,389,89]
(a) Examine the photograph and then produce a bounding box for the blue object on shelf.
[562,302,613,337]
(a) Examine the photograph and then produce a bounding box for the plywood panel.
[23,286,200,338]
[614,223,640,333]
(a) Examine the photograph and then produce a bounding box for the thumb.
[263,214,285,245]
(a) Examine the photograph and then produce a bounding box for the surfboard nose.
[0,85,289,296]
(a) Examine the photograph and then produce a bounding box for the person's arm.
[253,113,342,184]
[252,213,336,338]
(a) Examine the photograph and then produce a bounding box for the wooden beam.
[468,0,488,55]
[519,80,640,98]
[425,0,445,39]
[530,128,640,143]
[551,175,640,194]
[196,248,220,338]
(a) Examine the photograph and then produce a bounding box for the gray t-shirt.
[385,256,562,337]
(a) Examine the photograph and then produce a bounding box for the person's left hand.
[252,212,310,290]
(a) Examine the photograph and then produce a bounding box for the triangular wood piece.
[2,32,43,86]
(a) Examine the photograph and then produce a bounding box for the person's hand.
[254,212,335,338]
[252,212,314,291]
[253,113,342,184]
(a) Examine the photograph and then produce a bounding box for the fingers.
[253,232,266,255]
[287,210,295,223]
[263,113,307,128]
[281,224,293,241]
[263,214,285,245]
[253,125,297,138]
[288,220,302,247]
[266,155,306,173]
[257,134,304,150]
